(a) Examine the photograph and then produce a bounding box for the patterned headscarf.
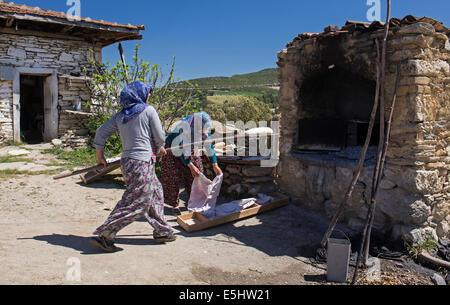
[119,81,153,124]
[182,111,213,141]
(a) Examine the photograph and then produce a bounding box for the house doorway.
[20,75,45,143]
[12,69,58,143]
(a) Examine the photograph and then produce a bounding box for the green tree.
[82,44,204,156]
[206,96,273,123]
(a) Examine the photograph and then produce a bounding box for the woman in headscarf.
[90,81,175,252]
[160,111,223,211]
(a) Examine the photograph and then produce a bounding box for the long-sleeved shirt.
[165,129,217,166]
[93,106,165,163]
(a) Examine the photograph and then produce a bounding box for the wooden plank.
[80,163,121,184]
[177,194,289,233]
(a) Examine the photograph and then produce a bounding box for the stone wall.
[57,75,92,146]
[277,19,450,243]
[0,33,102,75]
[203,157,278,198]
[0,32,101,145]
[0,80,13,142]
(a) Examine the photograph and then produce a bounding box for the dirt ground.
[0,144,437,285]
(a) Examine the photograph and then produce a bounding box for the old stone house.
[277,16,449,242]
[0,2,144,145]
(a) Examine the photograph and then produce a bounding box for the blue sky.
[18,0,450,80]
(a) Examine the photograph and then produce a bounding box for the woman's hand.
[157,147,167,157]
[188,163,201,178]
[212,163,223,176]
[96,148,107,169]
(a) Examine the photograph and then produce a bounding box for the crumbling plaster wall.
[0,80,13,142]
[277,21,450,243]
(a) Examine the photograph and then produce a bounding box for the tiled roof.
[0,1,145,31]
[288,15,448,47]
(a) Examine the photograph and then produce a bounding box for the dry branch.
[352,0,393,285]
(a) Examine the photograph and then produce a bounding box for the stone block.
[397,22,436,35]
[7,47,26,59]
[242,166,274,177]
[377,188,430,225]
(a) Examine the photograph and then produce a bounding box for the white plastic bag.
[187,173,223,219]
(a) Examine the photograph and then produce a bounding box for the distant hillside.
[183,68,279,88]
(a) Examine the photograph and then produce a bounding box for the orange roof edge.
[0,1,145,31]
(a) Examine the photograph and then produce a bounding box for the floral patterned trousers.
[160,151,204,208]
[93,157,174,240]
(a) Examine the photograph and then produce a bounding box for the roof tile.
[0,1,145,30]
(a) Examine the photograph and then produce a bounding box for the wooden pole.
[362,0,392,265]
[118,43,130,84]
[319,38,382,250]
[363,62,400,262]
[53,133,280,180]
[351,0,392,284]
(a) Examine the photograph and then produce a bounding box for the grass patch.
[0,155,33,164]
[405,234,438,259]
[42,147,97,168]
[207,95,250,105]
[212,90,263,98]
[4,140,27,148]
[0,169,62,179]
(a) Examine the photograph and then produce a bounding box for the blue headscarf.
[119,81,153,124]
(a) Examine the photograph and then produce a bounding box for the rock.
[324,25,340,33]
[243,176,275,184]
[247,183,276,195]
[377,189,430,225]
[347,218,365,231]
[227,184,245,195]
[432,202,450,222]
[226,165,241,175]
[446,274,450,285]
[403,59,450,77]
[379,178,397,190]
[51,139,63,146]
[431,273,446,286]
[305,166,326,204]
[402,227,438,247]
[7,47,26,59]
[8,149,30,156]
[397,22,436,35]
[391,225,414,242]
[436,221,449,240]
[59,53,74,62]
[324,200,340,219]
[399,169,440,195]
[242,166,273,177]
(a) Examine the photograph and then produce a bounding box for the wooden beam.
[0,26,86,42]
[60,25,75,33]
[0,13,141,35]
[5,17,14,27]
[177,194,289,233]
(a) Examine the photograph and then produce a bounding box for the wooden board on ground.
[177,193,289,233]
[80,162,121,184]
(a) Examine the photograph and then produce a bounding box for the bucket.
[327,231,351,283]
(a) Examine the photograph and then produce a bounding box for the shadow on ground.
[17,233,173,255]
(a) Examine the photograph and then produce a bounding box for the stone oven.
[0,2,144,146]
[277,16,449,242]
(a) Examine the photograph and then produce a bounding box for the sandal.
[154,234,177,244]
[90,236,120,252]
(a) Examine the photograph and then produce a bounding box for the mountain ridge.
[183,68,279,88]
